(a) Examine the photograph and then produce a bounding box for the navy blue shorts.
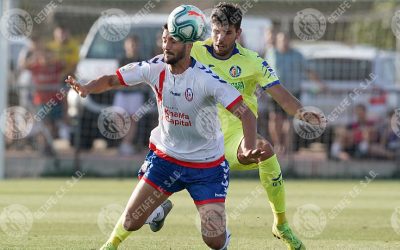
[138,150,229,205]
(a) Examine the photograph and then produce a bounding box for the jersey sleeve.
[202,66,243,111]
[253,54,281,90]
[116,55,164,87]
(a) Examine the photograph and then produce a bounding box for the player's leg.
[234,135,287,221]
[101,151,179,250]
[196,203,230,250]
[101,178,169,250]
[137,156,174,233]
[186,160,231,249]
[229,133,305,249]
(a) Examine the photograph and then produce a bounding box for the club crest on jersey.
[229,65,241,77]
[185,88,193,102]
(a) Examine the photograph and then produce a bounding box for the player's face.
[211,23,242,57]
[162,29,186,65]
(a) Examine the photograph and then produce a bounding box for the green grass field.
[0,178,399,249]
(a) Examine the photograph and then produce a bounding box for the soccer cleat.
[272,223,305,250]
[99,242,117,250]
[149,199,174,232]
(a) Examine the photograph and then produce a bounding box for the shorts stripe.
[149,143,225,168]
[194,198,225,205]
[142,176,172,196]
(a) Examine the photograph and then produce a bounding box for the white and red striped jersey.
[116,55,242,168]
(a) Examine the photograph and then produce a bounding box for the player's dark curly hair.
[211,2,242,30]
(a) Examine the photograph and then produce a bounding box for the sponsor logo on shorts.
[214,193,226,197]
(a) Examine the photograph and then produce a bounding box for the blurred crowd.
[8,25,79,155]
[6,24,400,161]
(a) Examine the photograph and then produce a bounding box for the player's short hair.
[211,2,242,30]
[163,23,168,30]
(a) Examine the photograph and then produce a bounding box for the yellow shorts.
[224,129,259,171]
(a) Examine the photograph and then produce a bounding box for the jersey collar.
[203,43,240,60]
[190,56,196,68]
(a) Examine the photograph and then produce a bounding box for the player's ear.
[236,28,242,40]
[186,43,193,53]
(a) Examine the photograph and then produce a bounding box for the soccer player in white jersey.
[66,23,264,250]
[148,3,325,250]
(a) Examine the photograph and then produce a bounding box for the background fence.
[2,0,400,178]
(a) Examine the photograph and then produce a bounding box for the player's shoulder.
[192,58,228,84]
[144,54,165,65]
[139,54,165,71]
[119,54,165,80]
[193,39,212,53]
[236,43,263,63]
[194,38,212,47]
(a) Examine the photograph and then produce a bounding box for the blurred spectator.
[367,110,399,160]
[114,35,145,156]
[153,30,163,55]
[47,25,79,78]
[266,32,326,153]
[263,26,276,59]
[330,104,378,161]
[16,38,36,108]
[257,27,276,140]
[21,38,65,153]
[258,27,276,139]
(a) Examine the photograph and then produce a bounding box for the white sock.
[145,206,164,224]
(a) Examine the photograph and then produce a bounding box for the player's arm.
[266,83,324,125]
[65,56,157,97]
[257,56,323,125]
[65,75,121,98]
[265,84,302,116]
[228,100,257,149]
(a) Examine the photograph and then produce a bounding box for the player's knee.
[203,237,225,250]
[203,234,229,249]
[123,213,143,231]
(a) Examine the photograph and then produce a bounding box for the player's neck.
[212,46,234,60]
[169,56,191,74]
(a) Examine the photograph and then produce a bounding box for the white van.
[295,41,399,125]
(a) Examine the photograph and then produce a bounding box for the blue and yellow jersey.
[191,38,280,135]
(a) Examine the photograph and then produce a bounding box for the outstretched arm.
[266,84,302,116]
[65,75,122,97]
[266,84,325,125]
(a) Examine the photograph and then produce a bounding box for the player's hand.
[65,75,89,98]
[238,148,265,164]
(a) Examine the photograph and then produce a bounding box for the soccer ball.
[167,5,206,43]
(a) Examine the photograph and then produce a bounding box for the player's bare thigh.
[123,179,169,231]
[196,203,227,249]
[238,134,274,164]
